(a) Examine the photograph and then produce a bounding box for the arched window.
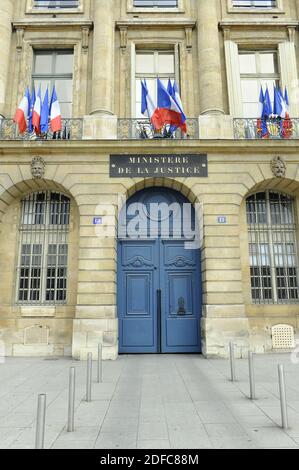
[17,191,70,304]
[246,191,299,304]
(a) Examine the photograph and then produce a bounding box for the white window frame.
[127,0,184,13]
[227,0,284,14]
[26,0,83,15]
[239,49,280,117]
[131,45,180,118]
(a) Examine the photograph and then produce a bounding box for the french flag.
[169,80,187,134]
[153,79,186,133]
[141,79,162,129]
[32,85,42,134]
[49,86,62,132]
[13,87,30,134]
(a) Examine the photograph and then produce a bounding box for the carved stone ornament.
[270,156,286,178]
[31,156,46,179]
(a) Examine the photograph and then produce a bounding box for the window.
[232,0,276,7]
[33,0,79,8]
[133,0,178,7]
[238,51,279,117]
[135,50,175,117]
[17,191,70,305]
[246,191,299,304]
[32,50,74,118]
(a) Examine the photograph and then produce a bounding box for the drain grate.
[271,324,295,349]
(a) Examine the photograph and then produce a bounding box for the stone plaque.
[110,154,208,178]
[24,325,49,345]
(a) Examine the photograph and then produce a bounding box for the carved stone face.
[31,157,45,179]
[271,156,286,178]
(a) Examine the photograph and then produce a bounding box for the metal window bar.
[33,0,79,9]
[133,0,178,7]
[232,1,276,7]
[17,191,70,305]
[246,191,299,304]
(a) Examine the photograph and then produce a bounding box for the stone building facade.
[0,0,299,359]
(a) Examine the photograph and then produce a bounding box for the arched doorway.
[117,187,202,353]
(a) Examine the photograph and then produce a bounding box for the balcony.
[1,116,299,141]
[118,118,199,140]
[233,118,299,140]
[0,118,83,141]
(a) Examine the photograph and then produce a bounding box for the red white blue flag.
[32,85,42,134]
[13,87,30,134]
[49,86,62,132]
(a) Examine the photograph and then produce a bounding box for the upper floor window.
[232,0,276,7]
[133,0,178,7]
[33,50,73,118]
[239,51,279,117]
[33,0,79,8]
[246,191,299,304]
[135,50,175,117]
[17,191,70,305]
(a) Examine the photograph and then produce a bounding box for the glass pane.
[136,53,155,74]
[158,53,174,74]
[34,54,53,74]
[55,53,74,75]
[33,79,51,98]
[60,102,72,118]
[239,54,256,74]
[260,53,276,74]
[54,79,73,102]
[241,79,259,102]
[243,103,259,118]
[136,78,156,117]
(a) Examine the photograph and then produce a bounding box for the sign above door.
[110,154,208,178]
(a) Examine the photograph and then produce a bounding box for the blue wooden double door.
[117,188,201,354]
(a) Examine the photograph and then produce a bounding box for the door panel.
[118,240,158,353]
[161,240,201,353]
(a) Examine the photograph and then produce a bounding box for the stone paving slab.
[1,354,299,449]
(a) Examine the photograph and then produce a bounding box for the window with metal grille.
[232,0,276,7]
[17,191,70,305]
[133,0,178,7]
[246,191,299,304]
[33,0,79,9]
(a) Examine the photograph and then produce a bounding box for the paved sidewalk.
[1,353,299,449]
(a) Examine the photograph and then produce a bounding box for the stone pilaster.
[197,0,224,116]
[84,0,117,139]
[91,0,115,115]
[0,0,13,116]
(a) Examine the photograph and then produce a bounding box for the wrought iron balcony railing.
[118,118,199,140]
[233,117,299,140]
[0,118,83,141]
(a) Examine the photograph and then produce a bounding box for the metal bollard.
[278,364,288,429]
[86,352,92,402]
[67,367,75,432]
[248,351,256,400]
[35,394,46,449]
[97,343,103,383]
[229,342,236,382]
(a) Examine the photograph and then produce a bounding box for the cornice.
[12,19,93,30]
[0,139,299,157]
[116,20,196,30]
[219,19,298,28]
